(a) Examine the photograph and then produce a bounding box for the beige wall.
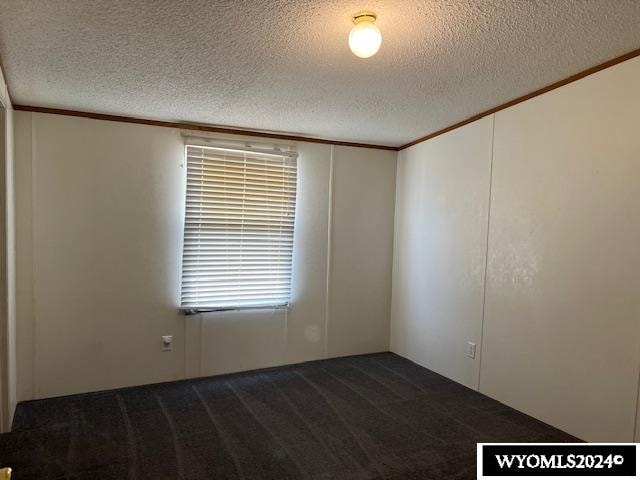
[14,112,34,403]
[480,56,640,442]
[391,56,640,441]
[18,114,187,399]
[14,112,397,400]
[328,146,396,357]
[391,116,493,389]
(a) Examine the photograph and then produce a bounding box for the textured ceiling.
[1,1,639,147]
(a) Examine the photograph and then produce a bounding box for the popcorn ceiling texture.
[0,0,639,146]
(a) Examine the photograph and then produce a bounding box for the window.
[181,144,298,312]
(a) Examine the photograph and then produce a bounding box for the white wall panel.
[327,146,396,357]
[391,117,493,389]
[13,111,33,403]
[285,143,331,364]
[200,310,287,376]
[0,65,16,430]
[480,56,640,441]
[30,114,187,398]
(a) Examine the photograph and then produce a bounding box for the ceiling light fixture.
[349,11,382,58]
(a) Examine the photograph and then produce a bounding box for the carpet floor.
[0,352,577,479]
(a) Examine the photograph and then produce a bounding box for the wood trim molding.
[399,47,640,150]
[11,105,399,152]
[9,47,640,153]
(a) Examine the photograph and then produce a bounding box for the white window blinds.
[181,144,298,312]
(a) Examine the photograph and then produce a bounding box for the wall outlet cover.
[162,335,173,352]
[466,341,476,359]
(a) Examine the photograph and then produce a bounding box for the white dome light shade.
[349,13,382,58]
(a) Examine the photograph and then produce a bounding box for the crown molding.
[11,105,399,152]
[399,47,640,150]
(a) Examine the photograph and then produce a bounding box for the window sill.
[181,303,290,315]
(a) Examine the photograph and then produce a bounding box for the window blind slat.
[186,176,296,189]
[187,171,296,181]
[180,145,297,311]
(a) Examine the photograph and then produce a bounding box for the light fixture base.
[352,11,377,24]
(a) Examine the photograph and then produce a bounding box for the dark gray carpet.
[0,352,577,479]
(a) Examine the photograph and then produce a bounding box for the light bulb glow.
[349,17,382,58]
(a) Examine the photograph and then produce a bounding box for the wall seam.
[283,307,288,366]
[30,113,37,399]
[183,319,188,379]
[0,97,7,431]
[477,114,496,392]
[388,151,401,353]
[7,102,17,427]
[198,317,205,377]
[323,145,334,359]
[633,338,640,441]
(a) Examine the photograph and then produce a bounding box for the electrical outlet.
[162,335,173,352]
[466,341,476,359]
